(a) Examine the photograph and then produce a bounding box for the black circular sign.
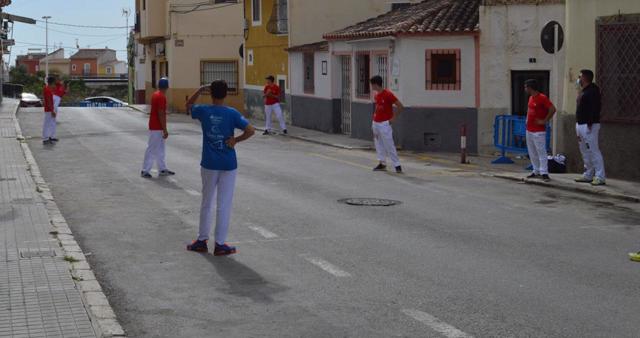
[541,21,564,54]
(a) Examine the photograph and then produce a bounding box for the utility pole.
[42,15,51,80]
[123,8,132,104]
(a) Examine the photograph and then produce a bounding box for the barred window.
[426,49,461,91]
[356,53,371,98]
[375,55,388,88]
[303,53,314,94]
[596,14,640,123]
[201,61,238,93]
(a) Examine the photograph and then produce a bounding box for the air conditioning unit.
[155,42,165,57]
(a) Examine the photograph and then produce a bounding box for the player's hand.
[226,137,237,149]
[52,112,57,118]
[163,130,169,139]
[535,119,546,126]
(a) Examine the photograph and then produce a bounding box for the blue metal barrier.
[492,115,551,164]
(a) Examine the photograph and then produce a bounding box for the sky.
[4,0,135,67]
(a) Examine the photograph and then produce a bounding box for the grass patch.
[64,255,80,263]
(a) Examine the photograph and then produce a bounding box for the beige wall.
[288,0,422,46]
[562,0,640,114]
[43,62,70,76]
[139,0,167,39]
[141,0,244,112]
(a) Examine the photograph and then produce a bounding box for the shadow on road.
[205,254,289,304]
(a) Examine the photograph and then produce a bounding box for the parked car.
[80,96,128,107]
[19,93,43,108]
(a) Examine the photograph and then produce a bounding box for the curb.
[253,125,373,151]
[489,173,640,203]
[126,105,148,115]
[12,105,127,337]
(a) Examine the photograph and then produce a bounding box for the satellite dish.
[541,21,564,54]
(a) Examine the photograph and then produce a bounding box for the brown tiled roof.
[69,49,114,59]
[323,0,480,41]
[286,41,329,53]
[481,0,564,5]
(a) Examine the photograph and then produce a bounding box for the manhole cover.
[339,198,401,207]
[0,177,17,182]
[20,249,56,259]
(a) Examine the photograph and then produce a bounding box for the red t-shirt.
[43,85,54,113]
[149,91,167,131]
[264,84,280,105]
[526,93,553,132]
[54,83,66,97]
[373,89,398,123]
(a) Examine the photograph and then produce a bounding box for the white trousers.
[42,112,56,140]
[372,121,400,167]
[576,123,605,180]
[526,131,548,175]
[265,103,286,131]
[197,168,237,245]
[142,131,167,173]
[53,95,61,114]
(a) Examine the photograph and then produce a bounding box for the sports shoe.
[140,171,152,178]
[591,178,606,186]
[43,139,52,145]
[283,129,288,135]
[395,166,403,174]
[262,130,270,135]
[373,163,387,171]
[49,138,59,142]
[159,170,176,176]
[575,176,593,183]
[541,174,551,182]
[526,173,540,179]
[213,243,237,256]
[187,240,209,253]
[629,252,640,262]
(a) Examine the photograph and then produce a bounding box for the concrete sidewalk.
[1,99,124,337]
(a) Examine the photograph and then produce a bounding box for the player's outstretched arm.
[186,85,208,114]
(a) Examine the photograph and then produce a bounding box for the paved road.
[17,107,640,338]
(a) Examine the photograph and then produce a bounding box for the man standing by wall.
[574,69,605,186]
[524,79,556,182]
[370,75,403,174]
[51,78,69,142]
[263,75,287,135]
[141,77,175,178]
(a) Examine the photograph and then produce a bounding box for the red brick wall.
[16,59,41,75]
[70,59,98,76]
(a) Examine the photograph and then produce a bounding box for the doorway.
[511,70,550,116]
[340,56,352,135]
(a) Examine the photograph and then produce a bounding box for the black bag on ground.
[548,155,567,174]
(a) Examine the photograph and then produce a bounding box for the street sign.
[1,12,36,24]
[541,21,564,54]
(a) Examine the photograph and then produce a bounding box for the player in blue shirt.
[185,80,255,256]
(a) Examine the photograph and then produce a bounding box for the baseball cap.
[265,75,275,81]
[158,77,169,89]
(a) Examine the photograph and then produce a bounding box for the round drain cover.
[339,198,401,207]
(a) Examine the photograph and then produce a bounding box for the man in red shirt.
[141,78,175,178]
[524,79,556,182]
[50,79,69,142]
[263,75,287,135]
[370,75,404,173]
[42,76,56,145]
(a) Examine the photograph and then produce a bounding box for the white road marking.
[185,189,201,197]
[402,309,473,338]
[301,255,351,277]
[248,225,279,239]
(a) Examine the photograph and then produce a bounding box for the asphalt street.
[17,106,640,338]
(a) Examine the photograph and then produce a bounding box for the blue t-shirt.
[191,104,249,171]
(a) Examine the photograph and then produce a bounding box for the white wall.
[479,4,566,111]
[134,43,146,90]
[395,36,476,108]
[290,51,332,99]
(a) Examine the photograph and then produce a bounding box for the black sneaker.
[43,139,51,145]
[373,163,387,171]
[159,170,176,176]
[141,171,152,178]
[526,173,540,179]
[263,130,270,135]
[541,174,551,182]
[395,166,403,173]
[283,129,288,135]
[49,138,59,142]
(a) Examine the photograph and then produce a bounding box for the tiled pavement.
[0,100,96,337]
